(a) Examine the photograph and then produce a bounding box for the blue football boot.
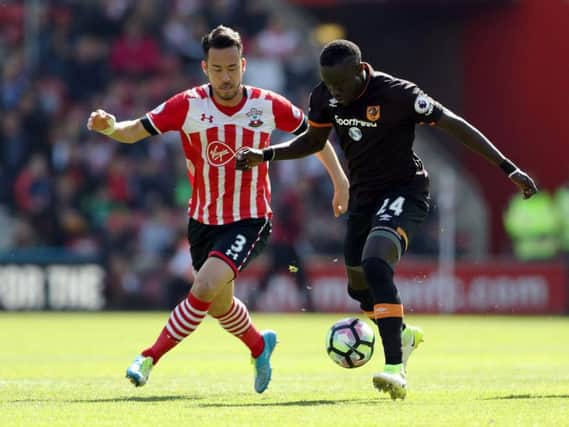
[253,330,277,393]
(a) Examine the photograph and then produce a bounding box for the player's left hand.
[332,180,349,217]
[509,169,538,199]
[236,148,264,170]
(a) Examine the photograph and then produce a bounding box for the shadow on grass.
[7,395,202,403]
[197,398,376,408]
[482,394,569,400]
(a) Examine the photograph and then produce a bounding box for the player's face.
[320,60,364,106]
[202,46,246,103]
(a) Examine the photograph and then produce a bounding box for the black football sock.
[376,317,404,365]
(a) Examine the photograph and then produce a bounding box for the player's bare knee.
[190,278,216,301]
[208,297,232,317]
[208,284,234,316]
[192,257,235,301]
[191,272,226,301]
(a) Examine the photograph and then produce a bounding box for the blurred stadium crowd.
[1,0,567,312]
[0,0,361,307]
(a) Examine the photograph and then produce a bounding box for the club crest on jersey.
[366,105,381,122]
[246,108,263,127]
[207,141,242,167]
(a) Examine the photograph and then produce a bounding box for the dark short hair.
[201,25,243,58]
[320,39,361,67]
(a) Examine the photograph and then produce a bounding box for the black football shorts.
[344,183,430,267]
[188,217,272,276]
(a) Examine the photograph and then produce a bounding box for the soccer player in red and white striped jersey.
[87,25,349,393]
[143,80,302,225]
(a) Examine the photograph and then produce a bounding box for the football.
[325,317,375,368]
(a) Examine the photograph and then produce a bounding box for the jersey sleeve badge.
[414,95,434,116]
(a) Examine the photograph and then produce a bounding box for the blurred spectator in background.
[256,15,300,61]
[203,0,242,31]
[249,186,313,311]
[14,155,56,243]
[66,35,109,101]
[163,13,208,69]
[165,233,195,309]
[0,0,439,309]
[243,40,287,94]
[2,111,28,183]
[240,0,270,38]
[2,50,29,110]
[110,19,162,77]
[504,192,560,261]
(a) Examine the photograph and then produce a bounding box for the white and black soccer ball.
[326,317,375,368]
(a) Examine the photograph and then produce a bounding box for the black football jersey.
[308,63,443,205]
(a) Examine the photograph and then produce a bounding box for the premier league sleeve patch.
[414,95,434,116]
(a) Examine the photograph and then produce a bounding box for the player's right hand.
[87,109,116,134]
[332,177,349,217]
[236,148,264,170]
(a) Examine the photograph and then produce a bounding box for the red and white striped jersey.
[144,84,304,225]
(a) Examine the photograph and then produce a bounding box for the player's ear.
[201,60,208,76]
[241,57,247,73]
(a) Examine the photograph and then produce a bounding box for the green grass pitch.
[0,312,568,426]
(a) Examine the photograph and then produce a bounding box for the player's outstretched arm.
[86,109,150,144]
[236,125,330,169]
[435,108,538,199]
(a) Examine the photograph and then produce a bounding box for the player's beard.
[215,84,240,102]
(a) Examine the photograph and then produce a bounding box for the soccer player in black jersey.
[236,39,537,400]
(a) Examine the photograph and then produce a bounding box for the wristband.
[262,147,275,162]
[99,114,117,136]
[507,168,520,178]
[499,158,517,175]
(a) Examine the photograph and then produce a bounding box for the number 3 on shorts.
[231,234,247,253]
[376,196,406,216]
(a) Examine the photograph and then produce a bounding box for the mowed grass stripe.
[0,313,567,426]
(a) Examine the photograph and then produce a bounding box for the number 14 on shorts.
[376,196,406,218]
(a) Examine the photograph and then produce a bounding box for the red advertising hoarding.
[237,261,568,314]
